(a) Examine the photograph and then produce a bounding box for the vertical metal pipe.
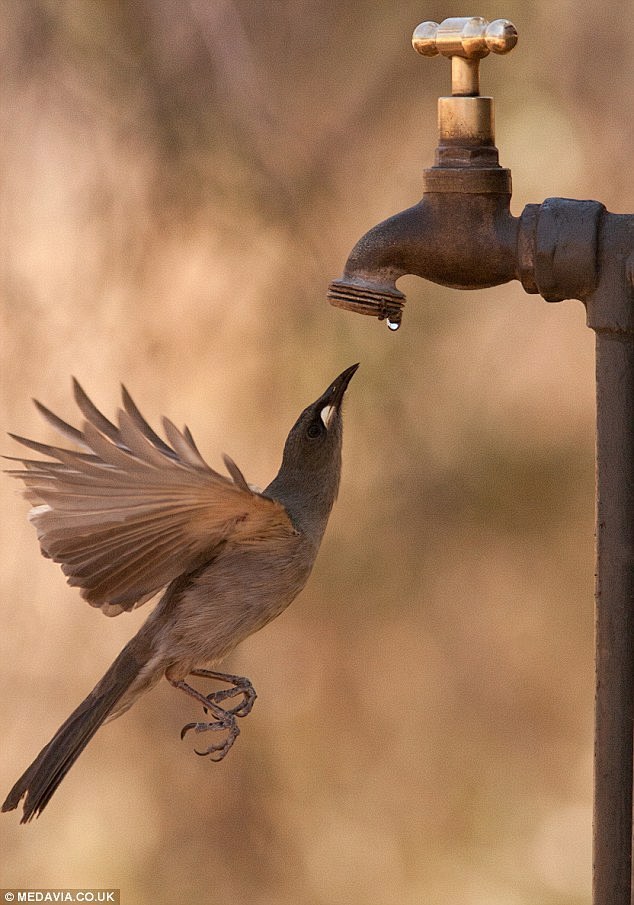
[593,331,634,905]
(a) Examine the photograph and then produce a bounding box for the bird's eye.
[306,422,323,439]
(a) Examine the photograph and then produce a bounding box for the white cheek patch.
[320,404,336,428]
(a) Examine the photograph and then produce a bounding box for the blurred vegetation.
[1,1,631,903]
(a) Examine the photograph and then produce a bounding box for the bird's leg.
[190,668,257,718]
[169,678,239,761]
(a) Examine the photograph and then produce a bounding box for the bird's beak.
[329,363,360,408]
[316,363,359,426]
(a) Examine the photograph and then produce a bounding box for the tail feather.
[2,643,143,822]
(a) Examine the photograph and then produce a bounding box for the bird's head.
[266,363,359,531]
[283,362,358,472]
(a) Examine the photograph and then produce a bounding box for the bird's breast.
[158,533,317,667]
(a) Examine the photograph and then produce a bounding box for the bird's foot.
[180,715,239,761]
[170,672,256,761]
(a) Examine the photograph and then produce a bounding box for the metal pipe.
[587,216,634,905]
[594,332,634,904]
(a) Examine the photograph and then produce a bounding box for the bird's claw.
[180,716,239,760]
[173,672,256,762]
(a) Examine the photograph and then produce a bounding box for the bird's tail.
[2,638,146,822]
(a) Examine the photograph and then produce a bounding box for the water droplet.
[386,317,400,331]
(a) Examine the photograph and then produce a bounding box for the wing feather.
[222,454,251,492]
[32,400,90,450]
[120,384,177,458]
[7,434,97,464]
[116,410,176,468]
[7,382,295,615]
[161,417,213,471]
[72,378,121,445]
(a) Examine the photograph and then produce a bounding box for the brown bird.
[2,363,358,822]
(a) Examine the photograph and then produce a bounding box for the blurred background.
[1,2,632,903]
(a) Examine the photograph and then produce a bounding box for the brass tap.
[413,17,517,171]
[412,17,518,96]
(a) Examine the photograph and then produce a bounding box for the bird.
[2,363,358,822]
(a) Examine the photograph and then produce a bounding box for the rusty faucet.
[328,17,520,328]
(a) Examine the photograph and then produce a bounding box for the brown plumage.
[2,364,358,822]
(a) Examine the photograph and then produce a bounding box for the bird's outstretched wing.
[6,380,295,616]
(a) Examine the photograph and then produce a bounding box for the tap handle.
[412,17,518,96]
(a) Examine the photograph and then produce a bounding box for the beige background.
[1,2,632,903]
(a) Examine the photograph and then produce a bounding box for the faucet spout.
[328,184,520,324]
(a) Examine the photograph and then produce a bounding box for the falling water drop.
[386,317,401,331]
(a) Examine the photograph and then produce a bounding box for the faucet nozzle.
[327,278,405,325]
